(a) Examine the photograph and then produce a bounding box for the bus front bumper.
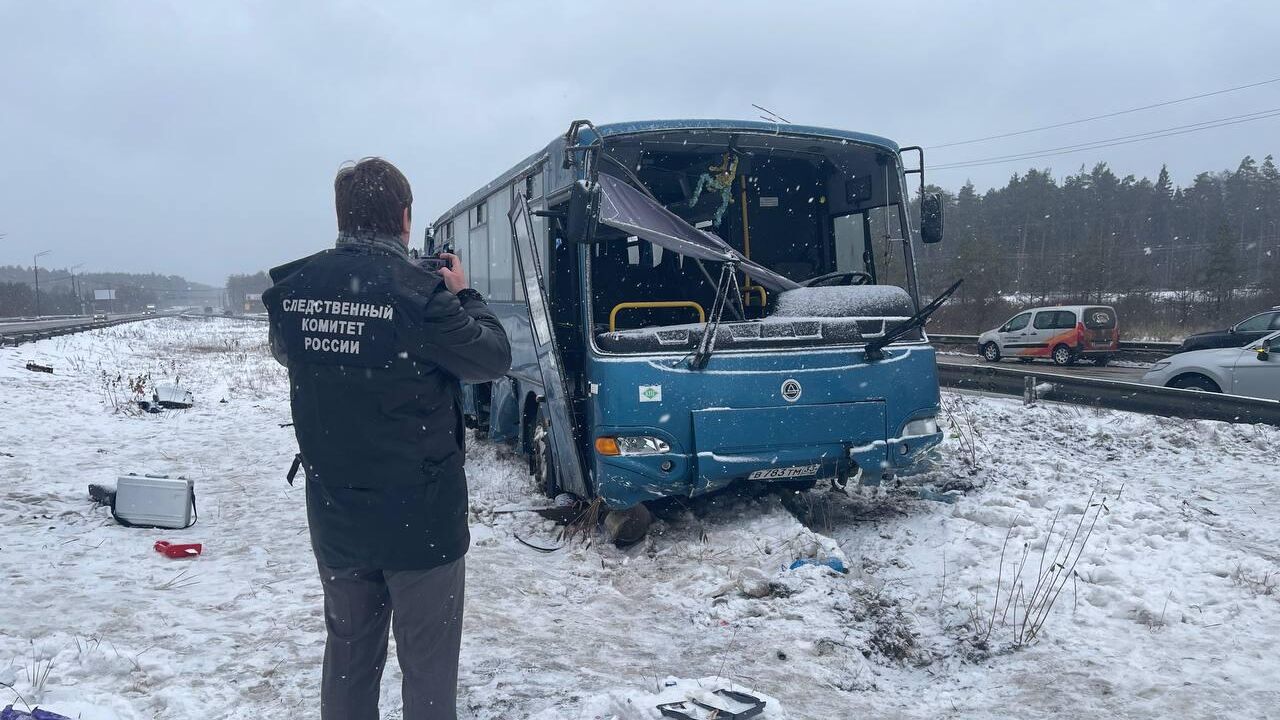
[593,403,943,509]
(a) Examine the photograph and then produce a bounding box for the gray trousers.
[317,557,465,720]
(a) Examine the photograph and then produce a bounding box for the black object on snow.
[657,688,766,719]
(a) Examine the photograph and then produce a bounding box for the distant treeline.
[917,155,1280,336]
[0,267,212,317]
[226,271,270,311]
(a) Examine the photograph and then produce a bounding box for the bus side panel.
[462,300,543,446]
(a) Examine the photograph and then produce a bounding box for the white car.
[1141,330,1280,400]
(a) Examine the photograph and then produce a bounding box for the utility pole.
[33,250,50,317]
[68,264,84,315]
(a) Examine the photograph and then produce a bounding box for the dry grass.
[941,395,982,471]
[969,483,1114,650]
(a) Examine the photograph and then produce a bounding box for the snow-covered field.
[2,319,1278,719]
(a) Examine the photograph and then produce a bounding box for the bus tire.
[981,342,1001,362]
[605,503,652,547]
[1051,344,1075,366]
[530,404,559,498]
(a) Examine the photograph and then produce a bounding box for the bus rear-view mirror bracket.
[566,181,601,244]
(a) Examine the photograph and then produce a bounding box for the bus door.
[508,192,591,498]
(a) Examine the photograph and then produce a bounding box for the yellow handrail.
[742,286,767,307]
[609,301,706,331]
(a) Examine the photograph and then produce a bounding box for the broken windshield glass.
[595,172,799,292]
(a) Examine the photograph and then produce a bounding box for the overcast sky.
[2,1,1278,285]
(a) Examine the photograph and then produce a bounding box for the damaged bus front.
[432,119,953,515]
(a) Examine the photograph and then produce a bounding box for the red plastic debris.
[154,540,203,559]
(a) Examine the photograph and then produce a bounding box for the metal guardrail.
[929,333,1181,361]
[0,314,85,323]
[178,312,269,323]
[0,315,162,347]
[938,361,1280,426]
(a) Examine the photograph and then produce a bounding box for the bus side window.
[488,190,513,301]
[469,199,491,296]
[869,207,909,289]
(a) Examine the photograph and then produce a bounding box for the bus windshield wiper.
[689,262,738,370]
[864,279,963,361]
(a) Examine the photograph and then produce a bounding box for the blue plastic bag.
[788,557,848,574]
[1,706,74,720]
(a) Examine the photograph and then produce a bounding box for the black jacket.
[263,236,511,570]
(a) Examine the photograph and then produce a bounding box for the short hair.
[334,157,413,236]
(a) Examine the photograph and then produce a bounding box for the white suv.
[977,305,1119,366]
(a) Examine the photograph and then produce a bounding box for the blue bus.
[428,119,952,531]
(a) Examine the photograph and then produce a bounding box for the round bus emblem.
[781,379,802,402]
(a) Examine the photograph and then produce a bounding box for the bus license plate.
[748,464,821,480]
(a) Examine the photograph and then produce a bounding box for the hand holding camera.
[419,252,467,294]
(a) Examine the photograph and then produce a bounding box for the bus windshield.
[587,129,918,345]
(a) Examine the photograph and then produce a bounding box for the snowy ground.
[1,319,1278,719]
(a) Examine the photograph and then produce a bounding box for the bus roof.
[589,119,899,152]
[431,119,900,228]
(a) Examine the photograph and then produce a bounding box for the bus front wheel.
[530,404,559,498]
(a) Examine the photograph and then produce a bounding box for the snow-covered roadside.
[1,319,1277,719]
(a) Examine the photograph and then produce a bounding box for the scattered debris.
[136,383,194,412]
[152,384,194,409]
[513,533,561,553]
[24,362,53,374]
[113,475,198,529]
[657,688,766,719]
[87,483,116,506]
[154,540,203,559]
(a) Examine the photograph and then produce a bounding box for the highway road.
[936,351,1150,383]
[0,313,150,335]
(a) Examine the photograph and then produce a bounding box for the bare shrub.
[98,371,150,415]
[1233,564,1278,597]
[971,484,1113,649]
[941,395,981,470]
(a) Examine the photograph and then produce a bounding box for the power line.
[938,108,1280,166]
[932,108,1280,171]
[928,76,1280,149]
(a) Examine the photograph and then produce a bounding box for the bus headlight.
[901,418,939,437]
[595,436,671,456]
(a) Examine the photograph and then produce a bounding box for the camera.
[416,255,453,271]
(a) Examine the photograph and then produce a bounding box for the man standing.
[263,157,511,720]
